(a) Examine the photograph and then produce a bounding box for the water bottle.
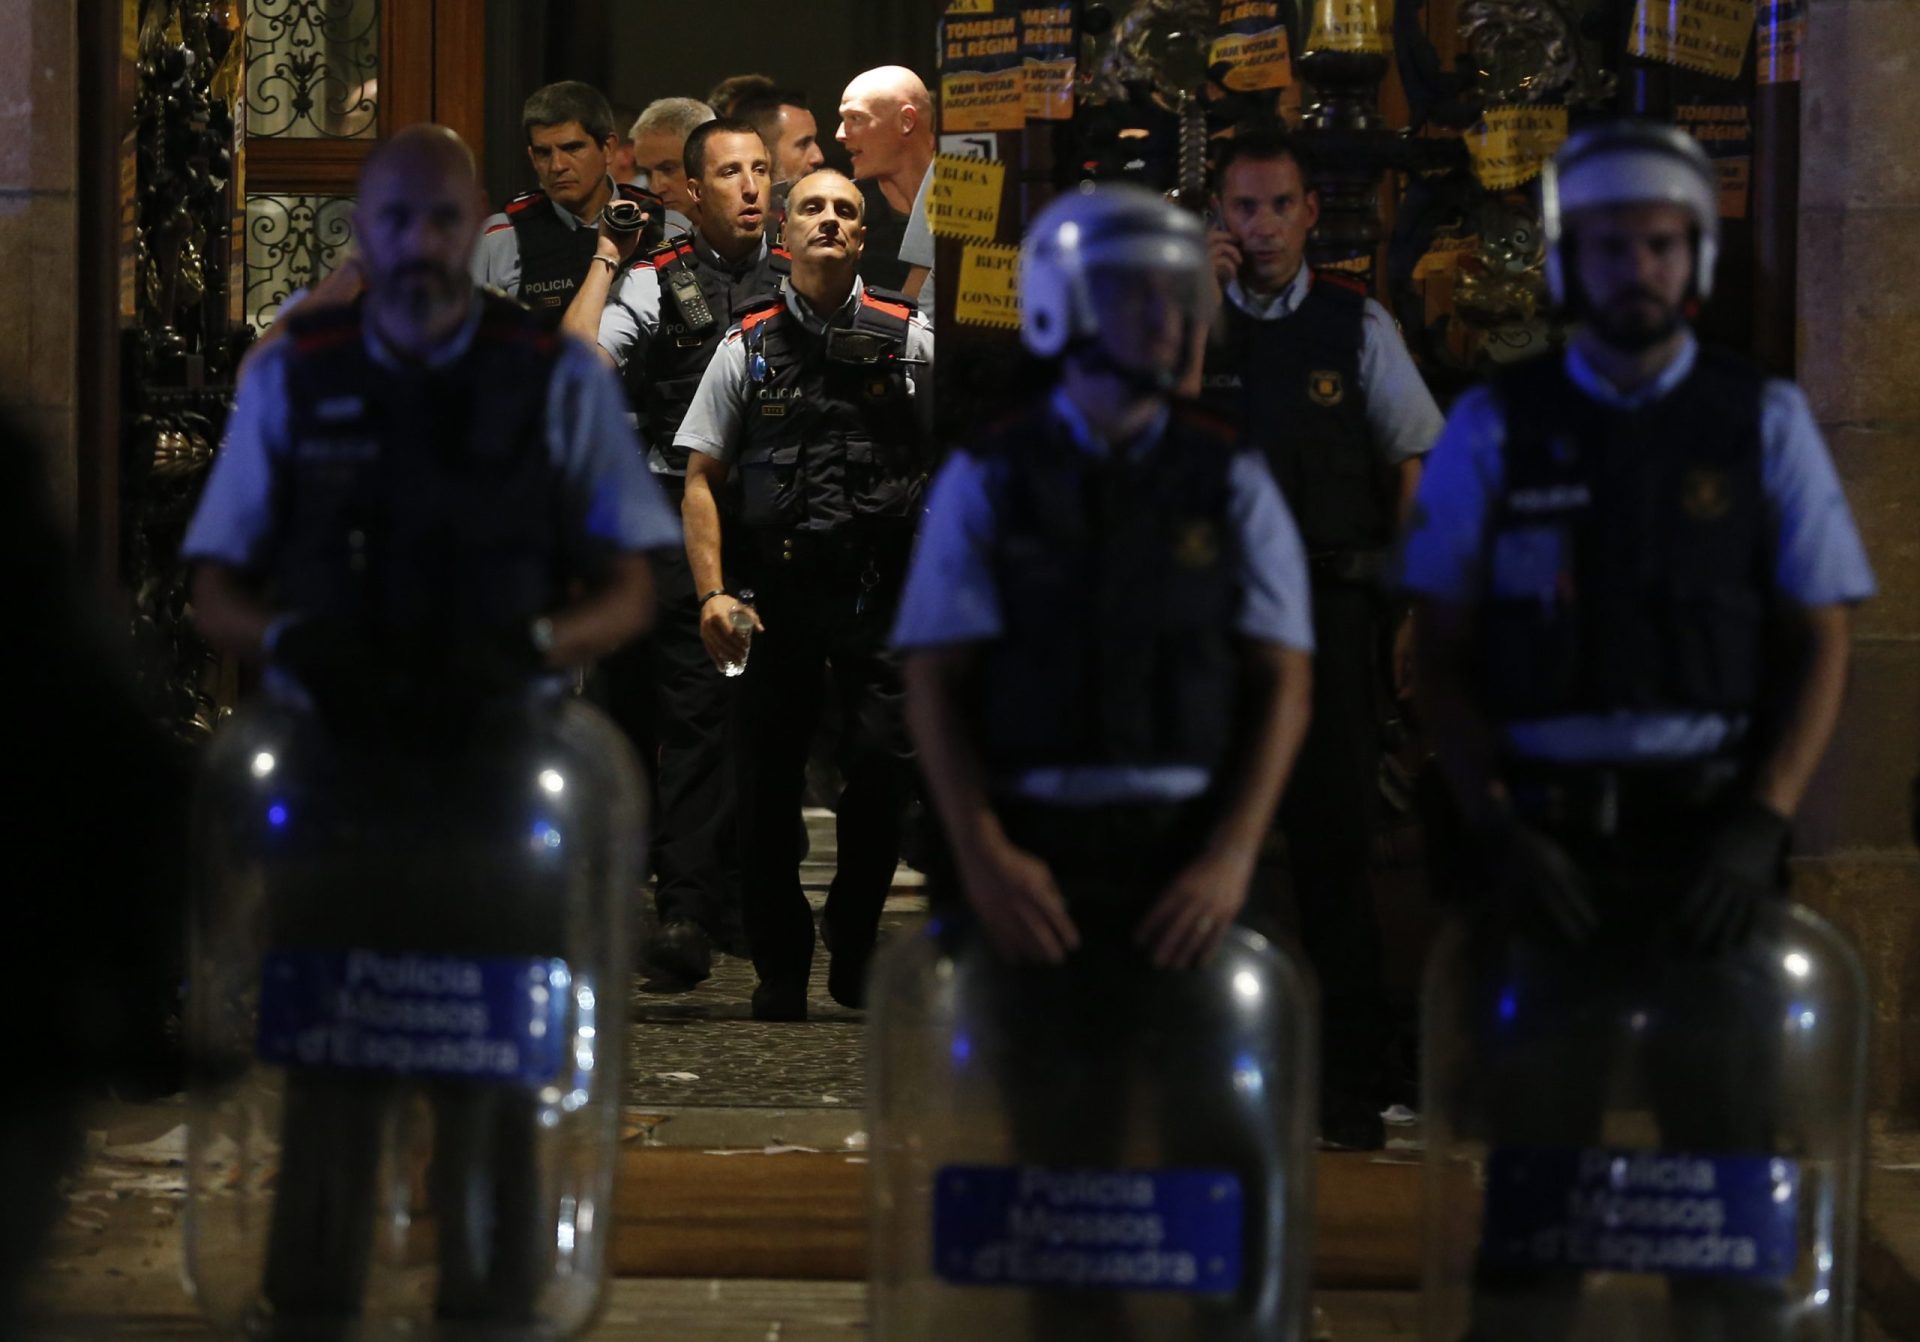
[721,588,756,678]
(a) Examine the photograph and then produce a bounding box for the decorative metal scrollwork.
[244,193,356,329]
[245,0,380,140]
[1460,0,1615,107]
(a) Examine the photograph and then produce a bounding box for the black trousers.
[929,800,1296,1341]
[1276,579,1387,1100]
[599,515,740,935]
[1458,822,1790,1342]
[732,532,915,985]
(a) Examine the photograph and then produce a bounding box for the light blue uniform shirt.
[893,388,1315,805]
[182,293,681,571]
[1395,332,1876,763]
[1224,264,1445,467]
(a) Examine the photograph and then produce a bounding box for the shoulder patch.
[504,189,548,217]
[649,240,696,270]
[740,301,784,334]
[1311,269,1369,298]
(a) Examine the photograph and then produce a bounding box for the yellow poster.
[1413,234,1480,281]
[1304,0,1391,56]
[1024,58,1076,119]
[930,154,1007,243]
[947,0,995,12]
[954,242,1023,331]
[1466,105,1569,191]
[943,70,1027,132]
[1629,0,1756,81]
[1210,26,1293,90]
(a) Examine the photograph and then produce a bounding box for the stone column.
[1797,0,1920,1119]
[0,0,79,525]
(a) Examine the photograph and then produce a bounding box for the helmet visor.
[1081,263,1214,376]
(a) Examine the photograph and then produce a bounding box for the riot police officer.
[179,126,679,1331]
[562,117,792,981]
[472,81,664,328]
[1400,119,1875,1339]
[1201,127,1444,1150]
[676,167,933,1021]
[882,184,1318,1341]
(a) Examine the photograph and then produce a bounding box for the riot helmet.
[1020,183,1215,392]
[1543,119,1720,307]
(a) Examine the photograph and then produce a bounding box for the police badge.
[1308,370,1344,406]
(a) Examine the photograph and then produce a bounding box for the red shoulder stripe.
[860,293,913,323]
[1312,269,1369,296]
[291,324,360,355]
[484,221,515,235]
[650,243,695,270]
[740,304,783,333]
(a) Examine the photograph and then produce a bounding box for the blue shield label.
[1483,1147,1799,1280]
[257,949,571,1087]
[933,1165,1243,1292]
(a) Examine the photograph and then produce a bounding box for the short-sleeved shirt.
[472,189,589,297]
[674,275,935,466]
[182,293,681,573]
[1225,264,1444,467]
[899,162,936,314]
[597,234,777,475]
[1395,331,1877,763]
[892,388,1315,805]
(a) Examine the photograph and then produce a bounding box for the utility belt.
[1306,547,1387,586]
[741,522,914,577]
[1504,754,1748,843]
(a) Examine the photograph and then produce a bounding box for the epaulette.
[1170,398,1241,442]
[648,238,697,270]
[738,294,786,334]
[503,188,548,217]
[1311,268,1369,298]
[859,286,917,322]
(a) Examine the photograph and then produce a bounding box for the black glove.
[269,616,384,729]
[1480,816,1598,948]
[1673,798,1791,955]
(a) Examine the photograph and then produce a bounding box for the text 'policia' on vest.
[494,183,661,328]
[630,234,789,473]
[1480,344,1771,723]
[731,285,928,533]
[274,293,586,632]
[976,402,1245,780]
[1201,270,1392,559]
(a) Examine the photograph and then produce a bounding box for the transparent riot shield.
[184,692,644,1340]
[867,918,1319,1341]
[1422,902,1868,1342]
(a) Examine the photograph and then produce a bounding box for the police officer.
[736,88,829,192]
[1399,120,1874,1338]
[179,126,679,1328]
[630,97,718,229]
[676,167,933,1020]
[893,183,1317,1339]
[472,81,664,328]
[562,117,792,981]
[1202,127,1443,1150]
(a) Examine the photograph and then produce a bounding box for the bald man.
[182,125,677,1329]
[837,65,936,303]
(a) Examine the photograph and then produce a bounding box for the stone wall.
[1798,0,1920,1119]
[0,0,77,525]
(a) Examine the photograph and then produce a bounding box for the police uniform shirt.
[597,234,777,475]
[891,388,1315,806]
[1225,263,1445,467]
[673,275,935,467]
[1395,331,1877,763]
[899,161,937,314]
[182,295,681,571]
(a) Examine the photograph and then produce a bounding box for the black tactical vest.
[504,183,659,329]
[272,295,577,633]
[976,404,1245,775]
[732,286,927,532]
[1479,347,1772,721]
[625,235,789,472]
[1201,272,1388,554]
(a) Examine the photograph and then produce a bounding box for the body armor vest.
[504,183,658,329]
[1480,346,1772,722]
[273,294,575,632]
[977,404,1245,776]
[627,235,789,472]
[1201,272,1388,554]
[732,286,927,532]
